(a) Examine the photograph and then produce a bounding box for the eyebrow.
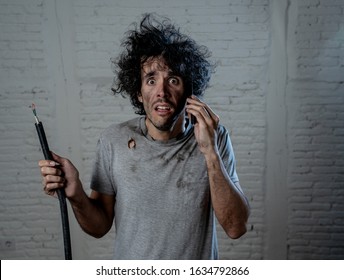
[143,69,179,80]
[143,71,156,79]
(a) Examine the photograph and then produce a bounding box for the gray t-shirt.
[90,116,239,259]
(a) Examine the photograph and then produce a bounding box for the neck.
[145,114,186,141]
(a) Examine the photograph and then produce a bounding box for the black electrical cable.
[32,104,72,260]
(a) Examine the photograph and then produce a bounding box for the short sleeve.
[217,125,239,183]
[90,137,116,195]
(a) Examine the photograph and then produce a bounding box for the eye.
[168,77,180,85]
[147,78,155,85]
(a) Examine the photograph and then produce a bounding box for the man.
[39,13,249,259]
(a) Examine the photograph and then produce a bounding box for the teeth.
[157,106,170,110]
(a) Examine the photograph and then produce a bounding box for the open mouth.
[156,105,171,112]
[155,104,173,115]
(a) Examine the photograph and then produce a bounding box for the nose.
[156,80,169,99]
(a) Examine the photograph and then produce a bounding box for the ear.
[137,92,143,103]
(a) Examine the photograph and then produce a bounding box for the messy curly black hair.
[111,13,214,115]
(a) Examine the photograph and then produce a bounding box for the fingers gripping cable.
[31,104,72,260]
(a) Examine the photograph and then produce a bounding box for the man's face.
[139,56,185,132]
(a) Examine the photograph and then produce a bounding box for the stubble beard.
[148,112,180,132]
[148,96,187,132]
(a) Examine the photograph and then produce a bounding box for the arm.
[186,96,250,239]
[39,152,115,238]
[204,152,249,238]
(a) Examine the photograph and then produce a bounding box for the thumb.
[51,151,79,178]
[50,152,72,170]
[50,151,64,164]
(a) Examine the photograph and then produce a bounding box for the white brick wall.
[0,0,343,260]
[286,0,344,259]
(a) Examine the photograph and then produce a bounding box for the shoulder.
[217,124,231,142]
[100,117,142,141]
[216,124,235,153]
[217,124,228,135]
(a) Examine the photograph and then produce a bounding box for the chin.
[154,121,174,131]
[149,116,175,131]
